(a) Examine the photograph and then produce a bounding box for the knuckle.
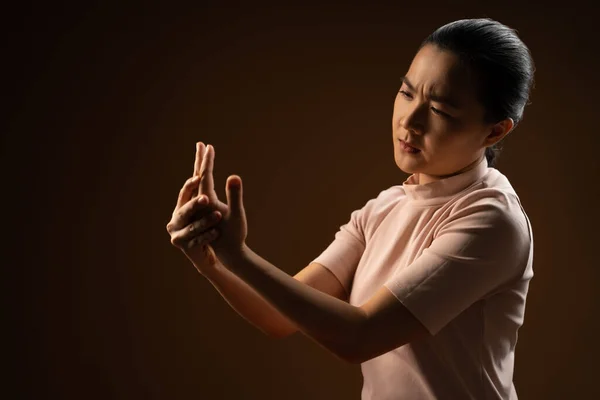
[189,221,201,233]
[194,196,206,208]
[186,208,197,221]
[199,232,210,243]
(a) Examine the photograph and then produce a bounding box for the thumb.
[226,175,244,217]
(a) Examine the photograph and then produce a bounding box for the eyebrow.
[400,76,462,109]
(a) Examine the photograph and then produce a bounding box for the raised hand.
[166,143,227,274]
[192,143,249,266]
[166,142,249,273]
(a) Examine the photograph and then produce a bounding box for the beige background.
[6,2,599,399]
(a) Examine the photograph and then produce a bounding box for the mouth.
[398,139,421,153]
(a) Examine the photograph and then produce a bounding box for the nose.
[399,102,426,134]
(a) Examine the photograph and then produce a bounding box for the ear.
[485,117,514,146]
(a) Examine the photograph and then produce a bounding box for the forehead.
[405,44,477,99]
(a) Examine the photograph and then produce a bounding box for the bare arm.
[171,144,349,340]
[201,262,348,339]
[216,245,428,364]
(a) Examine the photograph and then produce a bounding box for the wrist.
[198,261,226,280]
[184,247,225,279]
[218,242,251,272]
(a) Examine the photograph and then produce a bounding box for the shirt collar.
[402,155,489,203]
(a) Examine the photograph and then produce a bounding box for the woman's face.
[392,44,512,184]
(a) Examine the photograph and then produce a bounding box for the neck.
[417,154,484,185]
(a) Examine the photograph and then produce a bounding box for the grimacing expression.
[392,44,510,183]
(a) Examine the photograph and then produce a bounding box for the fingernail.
[197,196,207,204]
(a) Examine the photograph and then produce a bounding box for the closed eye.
[431,107,452,118]
[399,90,453,119]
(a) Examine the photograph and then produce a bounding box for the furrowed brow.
[400,76,462,109]
[400,76,415,91]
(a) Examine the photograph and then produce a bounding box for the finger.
[199,144,215,195]
[175,176,201,210]
[226,175,245,219]
[167,194,211,233]
[171,210,222,245]
[194,142,206,177]
[185,227,220,250]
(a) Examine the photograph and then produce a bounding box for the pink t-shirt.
[312,155,534,400]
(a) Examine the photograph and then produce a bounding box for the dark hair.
[420,18,535,168]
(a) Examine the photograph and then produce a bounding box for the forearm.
[222,245,367,363]
[201,262,299,338]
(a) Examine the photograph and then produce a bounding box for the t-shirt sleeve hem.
[383,282,442,336]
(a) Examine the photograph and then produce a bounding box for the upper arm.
[348,197,529,363]
[309,188,398,297]
[383,197,530,335]
[352,195,530,362]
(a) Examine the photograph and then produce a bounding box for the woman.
[166,18,535,400]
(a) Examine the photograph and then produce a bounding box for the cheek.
[431,132,477,160]
[422,127,465,154]
[391,100,400,120]
[392,101,408,128]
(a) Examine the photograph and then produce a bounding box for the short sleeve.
[311,189,393,296]
[383,194,531,335]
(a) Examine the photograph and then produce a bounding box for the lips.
[399,139,420,151]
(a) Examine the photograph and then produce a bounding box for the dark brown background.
[5,2,599,399]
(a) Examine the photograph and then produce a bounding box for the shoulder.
[444,177,533,258]
[344,185,407,239]
[358,185,407,219]
[452,169,529,227]
[375,185,407,205]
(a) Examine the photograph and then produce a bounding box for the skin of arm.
[223,244,429,364]
[171,145,351,341]
[191,144,429,364]
[199,261,347,339]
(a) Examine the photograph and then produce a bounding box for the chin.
[395,158,418,175]
[394,152,423,175]
[397,166,417,175]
